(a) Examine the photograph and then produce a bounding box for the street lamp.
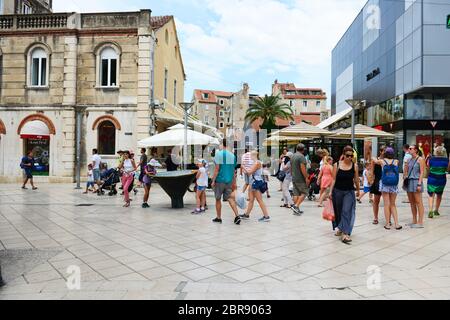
[179,102,194,170]
[346,99,366,146]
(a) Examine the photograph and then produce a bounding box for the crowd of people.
[19,139,450,245]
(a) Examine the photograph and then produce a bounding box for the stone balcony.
[0,10,152,32]
[0,13,71,30]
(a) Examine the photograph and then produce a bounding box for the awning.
[20,120,50,139]
[329,124,395,139]
[271,121,331,138]
[317,107,352,129]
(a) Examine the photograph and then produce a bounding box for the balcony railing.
[0,13,70,31]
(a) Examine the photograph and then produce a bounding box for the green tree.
[245,94,294,131]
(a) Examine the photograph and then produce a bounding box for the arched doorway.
[18,116,55,177]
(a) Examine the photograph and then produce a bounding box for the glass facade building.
[331,0,450,158]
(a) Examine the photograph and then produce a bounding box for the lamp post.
[179,102,194,170]
[346,99,366,147]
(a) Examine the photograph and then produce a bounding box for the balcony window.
[100,47,119,87]
[30,48,48,87]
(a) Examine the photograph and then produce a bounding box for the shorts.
[244,174,251,185]
[86,181,95,188]
[93,169,100,182]
[24,169,33,179]
[143,175,152,187]
[364,187,371,193]
[292,182,308,197]
[139,171,146,183]
[214,183,233,201]
[197,186,207,192]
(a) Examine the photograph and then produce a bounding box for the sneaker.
[191,209,202,215]
[142,203,150,209]
[212,218,223,224]
[434,211,441,217]
[258,216,271,222]
[291,206,303,216]
[234,216,241,225]
[239,214,250,220]
[428,211,434,219]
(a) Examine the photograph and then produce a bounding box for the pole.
[75,107,83,189]
[184,109,188,170]
[351,107,356,147]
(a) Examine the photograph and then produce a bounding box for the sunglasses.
[345,154,354,158]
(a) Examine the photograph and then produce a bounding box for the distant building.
[272,80,328,126]
[0,0,52,14]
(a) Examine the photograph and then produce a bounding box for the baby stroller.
[98,168,121,196]
[308,168,320,201]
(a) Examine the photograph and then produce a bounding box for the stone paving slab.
[1,180,450,300]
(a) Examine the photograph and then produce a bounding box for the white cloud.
[178,0,367,94]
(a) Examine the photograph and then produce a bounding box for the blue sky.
[55,0,367,103]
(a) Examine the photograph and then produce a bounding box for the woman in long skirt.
[329,146,360,244]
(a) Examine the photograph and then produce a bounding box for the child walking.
[192,159,208,214]
[358,162,372,203]
[83,164,95,194]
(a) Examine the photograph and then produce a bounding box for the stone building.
[0,9,187,183]
[0,0,52,15]
[272,80,329,126]
[192,83,251,137]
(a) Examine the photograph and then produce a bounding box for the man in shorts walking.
[291,144,310,216]
[211,140,241,225]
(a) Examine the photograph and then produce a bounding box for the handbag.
[322,199,335,222]
[403,157,419,190]
[252,176,268,194]
[276,171,286,182]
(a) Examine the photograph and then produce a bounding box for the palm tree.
[245,95,294,150]
[245,94,294,131]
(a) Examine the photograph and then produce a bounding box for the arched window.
[98,120,116,155]
[100,47,119,87]
[30,47,48,87]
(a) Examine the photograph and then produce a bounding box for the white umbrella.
[329,124,395,139]
[271,122,331,138]
[138,125,220,147]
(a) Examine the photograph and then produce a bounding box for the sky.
[54,0,368,103]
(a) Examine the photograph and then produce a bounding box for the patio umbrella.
[271,122,332,138]
[263,135,305,146]
[329,124,395,139]
[138,124,220,147]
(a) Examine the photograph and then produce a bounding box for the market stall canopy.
[138,124,220,147]
[271,121,332,138]
[329,124,395,139]
[317,107,352,129]
[263,135,305,146]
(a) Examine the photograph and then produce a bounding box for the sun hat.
[148,159,162,167]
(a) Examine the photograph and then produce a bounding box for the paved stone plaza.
[0,179,450,300]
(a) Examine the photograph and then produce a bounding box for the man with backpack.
[20,151,37,190]
[373,147,402,231]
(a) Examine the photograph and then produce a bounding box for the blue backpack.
[382,160,399,186]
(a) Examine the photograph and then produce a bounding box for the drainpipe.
[149,31,157,136]
[74,106,85,189]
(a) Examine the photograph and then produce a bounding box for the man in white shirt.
[240,148,254,193]
[92,149,102,186]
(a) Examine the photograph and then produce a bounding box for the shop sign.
[431,121,437,128]
[447,15,450,29]
[367,68,381,81]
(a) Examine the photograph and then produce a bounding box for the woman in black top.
[370,146,386,225]
[329,146,360,244]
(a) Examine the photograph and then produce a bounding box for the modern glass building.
[331,0,450,158]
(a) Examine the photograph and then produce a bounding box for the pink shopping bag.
[322,199,335,222]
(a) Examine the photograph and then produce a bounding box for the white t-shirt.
[92,154,101,170]
[363,169,370,188]
[197,167,208,187]
[241,152,254,172]
[403,152,412,165]
[87,169,94,182]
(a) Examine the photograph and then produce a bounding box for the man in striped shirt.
[240,148,254,193]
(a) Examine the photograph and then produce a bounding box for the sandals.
[384,226,391,230]
[32,187,38,190]
[342,235,352,244]
[373,220,379,225]
[123,202,131,208]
